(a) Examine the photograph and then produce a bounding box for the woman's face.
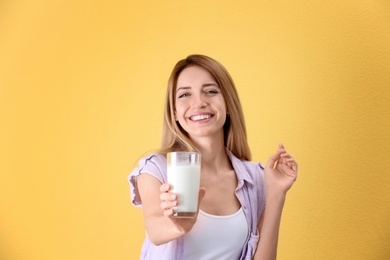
[174,66,227,141]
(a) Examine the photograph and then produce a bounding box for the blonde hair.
[159,54,251,161]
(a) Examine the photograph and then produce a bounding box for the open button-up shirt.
[129,150,266,259]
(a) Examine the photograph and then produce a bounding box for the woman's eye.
[178,93,189,98]
[205,89,218,94]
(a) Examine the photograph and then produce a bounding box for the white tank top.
[183,208,248,259]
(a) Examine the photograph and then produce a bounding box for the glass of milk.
[167,152,201,218]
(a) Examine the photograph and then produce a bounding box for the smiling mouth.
[190,114,212,121]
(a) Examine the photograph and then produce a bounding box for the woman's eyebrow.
[176,83,219,93]
[176,86,191,93]
[203,83,219,88]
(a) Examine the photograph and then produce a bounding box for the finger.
[277,144,289,155]
[280,152,294,165]
[161,199,178,210]
[280,152,291,158]
[266,151,281,169]
[160,192,176,202]
[285,157,297,164]
[292,163,298,173]
[285,157,298,173]
[196,187,206,215]
[287,158,298,172]
[164,208,175,217]
[198,187,206,202]
[160,183,172,193]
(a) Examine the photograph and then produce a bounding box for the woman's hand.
[264,144,298,194]
[160,183,179,217]
[254,144,298,260]
[159,183,206,233]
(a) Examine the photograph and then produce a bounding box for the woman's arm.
[137,173,205,245]
[254,144,298,260]
[255,190,286,259]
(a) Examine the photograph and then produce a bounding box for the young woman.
[129,54,298,259]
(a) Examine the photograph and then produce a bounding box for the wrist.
[265,188,286,205]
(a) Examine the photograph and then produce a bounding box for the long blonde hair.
[159,54,251,161]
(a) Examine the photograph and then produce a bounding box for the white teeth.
[191,114,211,121]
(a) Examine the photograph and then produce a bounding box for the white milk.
[168,165,201,213]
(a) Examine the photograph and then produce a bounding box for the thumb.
[198,187,206,203]
[197,187,206,212]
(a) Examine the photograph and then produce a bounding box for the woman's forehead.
[176,66,217,87]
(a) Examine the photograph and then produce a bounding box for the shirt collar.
[226,149,254,186]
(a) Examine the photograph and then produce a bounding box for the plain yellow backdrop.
[1,1,389,259]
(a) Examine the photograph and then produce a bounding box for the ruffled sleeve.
[128,153,167,207]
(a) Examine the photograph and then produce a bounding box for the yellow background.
[1,1,389,259]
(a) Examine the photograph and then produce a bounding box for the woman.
[129,54,298,259]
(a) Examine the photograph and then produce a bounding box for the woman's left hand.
[264,144,298,194]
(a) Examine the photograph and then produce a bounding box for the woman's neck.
[195,143,232,175]
[190,131,232,173]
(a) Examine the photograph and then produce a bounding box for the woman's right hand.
[138,174,205,245]
[159,183,206,232]
[160,183,179,217]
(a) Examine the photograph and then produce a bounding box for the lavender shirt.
[129,150,266,259]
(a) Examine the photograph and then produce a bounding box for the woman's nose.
[193,94,207,109]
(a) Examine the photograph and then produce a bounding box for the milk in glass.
[167,152,201,218]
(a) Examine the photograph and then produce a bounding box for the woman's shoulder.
[134,152,167,171]
[242,160,264,171]
[138,152,167,165]
[227,149,262,166]
[236,159,265,178]
[128,152,167,207]
[227,150,264,176]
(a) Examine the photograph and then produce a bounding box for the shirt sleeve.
[128,154,167,207]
